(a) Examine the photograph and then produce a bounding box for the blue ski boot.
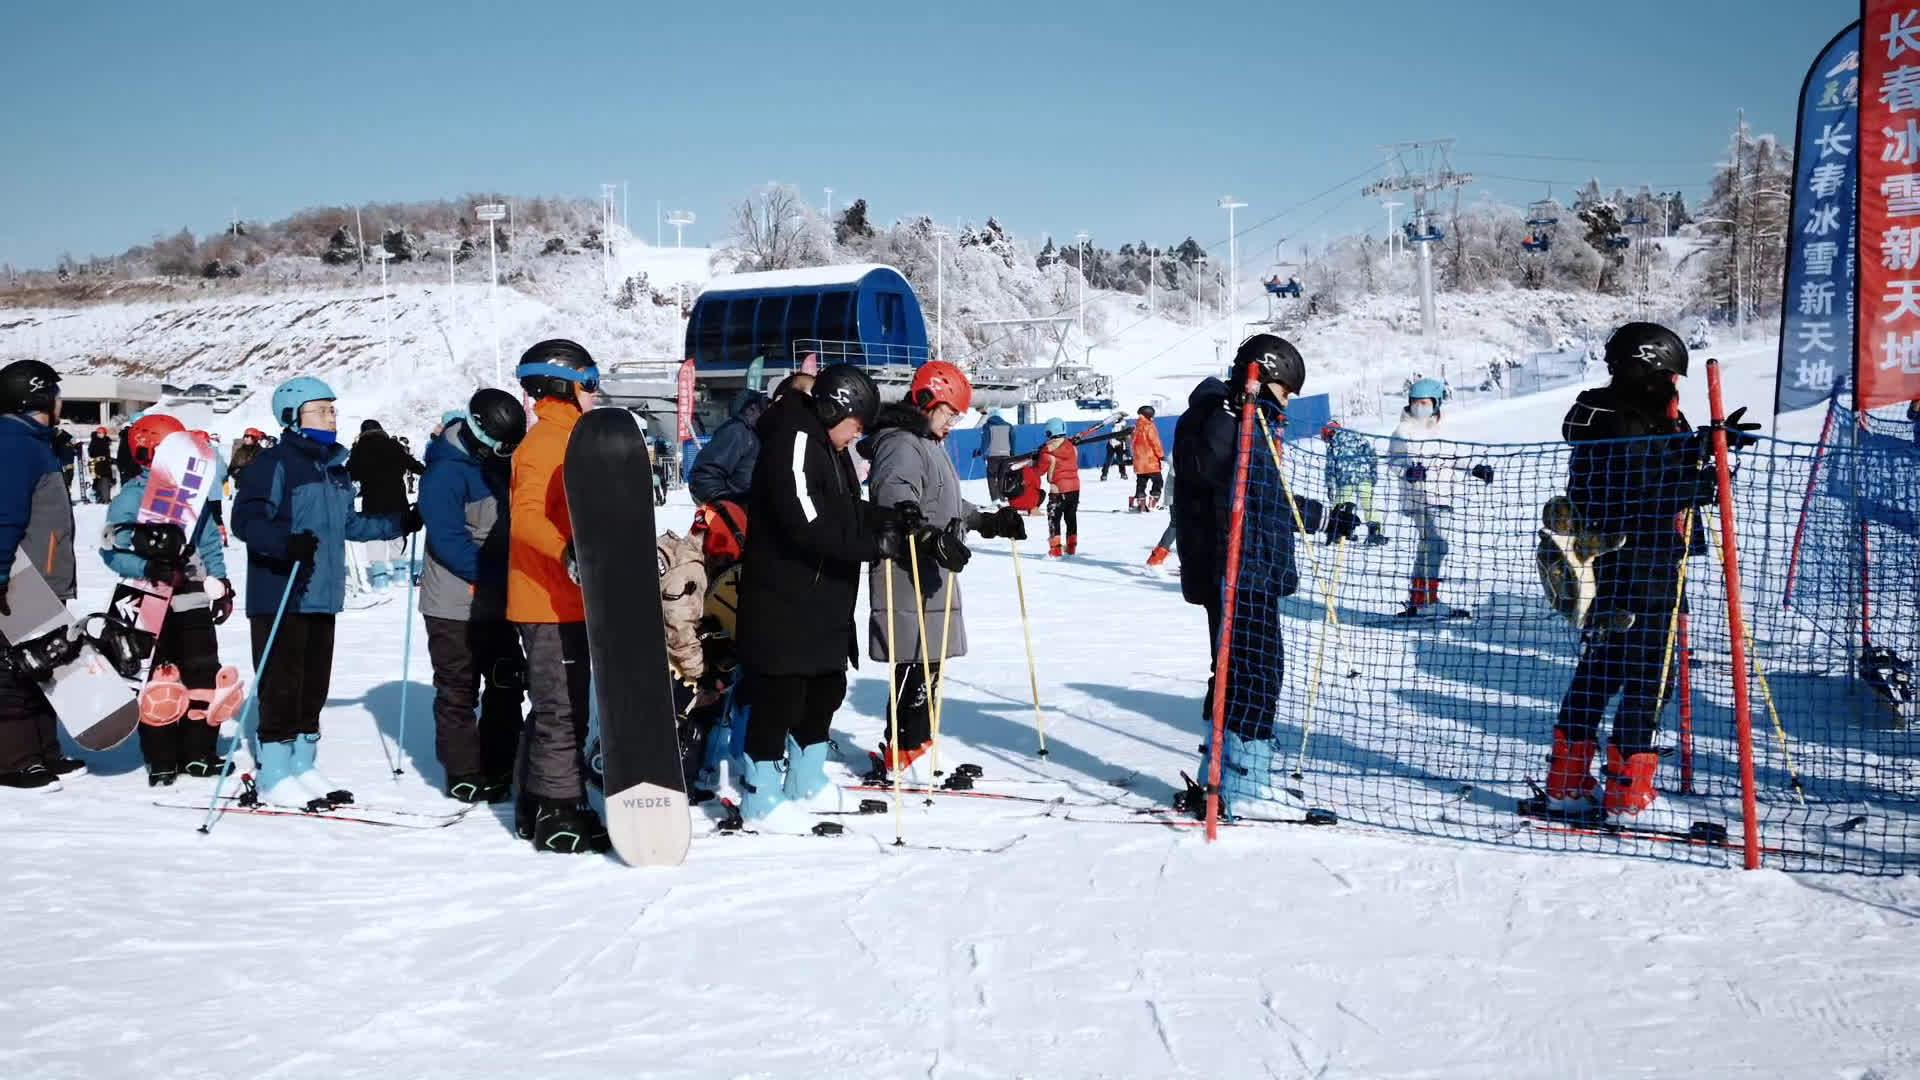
[254,739,326,811]
[290,733,353,806]
[738,755,810,834]
[783,734,843,812]
[1221,731,1276,805]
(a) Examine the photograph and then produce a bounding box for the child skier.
[231,376,418,809]
[507,339,606,853]
[0,359,86,789]
[1130,405,1166,510]
[1041,418,1081,556]
[418,388,528,804]
[862,362,1024,779]
[1388,378,1493,618]
[103,413,242,786]
[1320,421,1387,545]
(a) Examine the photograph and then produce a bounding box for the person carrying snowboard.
[231,377,419,809]
[0,359,86,788]
[861,362,1023,780]
[734,363,960,832]
[1320,421,1386,545]
[1388,378,1493,619]
[1131,405,1166,510]
[688,388,767,506]
[419,389,528,805]
[1041,418,1081,556]
[102,414,242,786]
[1170,335,1344,818]
[507,339,608,853]
[347,419,424,589]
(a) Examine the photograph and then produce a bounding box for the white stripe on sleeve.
[790,430,818,523]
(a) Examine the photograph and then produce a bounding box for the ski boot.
[738,755,811,834]
[446,773,512,804]
[784,735,843,812]
[1066,534,1078,556]
[0,764,58,791]
[291,733,353,806]
[530,797,610,854]
[864,741,930,786]
[1364,523,1388,546]
[1543,730,1599,812]
[1145,545,1171,569]
[254,740,328,811]
[1048,536,1064,558]
[43,755,86,777]
[1219,731,1276,805]
[1602,745,1661,817]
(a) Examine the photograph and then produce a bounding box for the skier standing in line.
[0,360,86,789]
[231,376,419,809]
[1145,459,1177,569]
[1169,335,1343,817]
[507,339,608,853]
[1041,418,1081,557]
[103,414,241,786]
[419,389,528,805]
[1320,421,1387,545]
[87,426,116,505]
[1100,420,1130,481]
[227,428,266,492]
[1543,322,1748,818]
[346,419,424,590]
[1130,405,1166,510]
[115,424,140,485]
[861,362,1023,779]
[53,427,78,504]
[1388,379,1493,618]
[733,363,961,832]
[689,388,767,506]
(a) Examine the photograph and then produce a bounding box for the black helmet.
[811,364,880,430]
[516,338,600,401]
[461,387,527,458]
[1603,322,1689,379]
[0,359,60,415]
[1137,404,1156,419]
[1231,333,1305,399]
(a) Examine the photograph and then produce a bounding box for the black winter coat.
[1562,381,1716,615]
[1172,377,1317,608]
[347,430,425,515]
[115,428,139,482]
[737,394,888,676]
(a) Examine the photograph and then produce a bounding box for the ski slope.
[4,345,1917,1078]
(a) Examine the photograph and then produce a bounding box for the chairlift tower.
[1362,140,1473,338]
[601,183,619,295]
[666,210,695,248]
[474,202,507,386]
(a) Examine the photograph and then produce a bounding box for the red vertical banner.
[1858,0,1920,410]
[675,358,696,444]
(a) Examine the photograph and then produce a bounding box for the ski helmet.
[127,414,186,469]
[462,387,527,458]
[243,427,265,440]
[270,376,335,429]
[1044,418,1068,438]
[94,426,108,436]
[810,363,880,430]
[0,359,61,415]
[1231,334,1306,399]
[1603,321,1689,379]
[1320,420,1342,442]
[1138,404,1156,419]
[908,360,973,414]
[1407,377,1448,404]
[516,338,600,400]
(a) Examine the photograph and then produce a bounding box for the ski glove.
[285,532,320,566]
[1471,463,1495,484]
[1325,502,1360,544]
[916,525,972,573]
[1403,464,1427,483]
[210,578,234,625]
[974,505,1028,541]
[400,505,424,535]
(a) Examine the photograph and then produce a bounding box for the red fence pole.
[1205,373,1263,841]
[1707,360,1762,870]
[1678,613,1695,795]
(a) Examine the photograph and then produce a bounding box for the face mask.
[300,427,338,446]
[1409,404,1436,420]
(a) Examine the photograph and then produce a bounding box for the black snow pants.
[0,662,60,773]
[252,613,335,744]
[1134,472,1164,504]
[1218,578,1285,743]
[889,661,942,750]
[1555,611,1676,756]
[517,622,591,800]
[1047,490,1080,540]
[742,670,846,762]
[140,597,223,772]
[424,615,525,782]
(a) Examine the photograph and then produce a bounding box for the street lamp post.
[371,248,393,376]
[1194,253,1208,323]
[474,203,507,386]
[1219,196,1246,316]
[1075,230,1091,333]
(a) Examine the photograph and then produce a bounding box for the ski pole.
[199,572,298,834]
[927,547,957,781]
[883,556,903,846]
[1008,539,1048,757]
[906,535,937,804]
[390,532,419,777]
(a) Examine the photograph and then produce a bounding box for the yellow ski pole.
[883,557,903,845]
[907,535,937,804]
[1010,539,1048,757]
[928,563,956,781]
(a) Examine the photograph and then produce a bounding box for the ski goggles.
[515,362,602,395]
[465,413,521,457]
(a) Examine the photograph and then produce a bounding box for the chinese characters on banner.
[1779,23,1860,415]
[675,358,696,445]
[1858,1,1920,411]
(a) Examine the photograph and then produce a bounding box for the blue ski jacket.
[100,472,228,583]
[231,430,408,617]
[688,392,765,505]
[1323,426,1378,491]
[0,413,77,598]
[417,422,510,622]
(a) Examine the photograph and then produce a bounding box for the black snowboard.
[564,408,690,866]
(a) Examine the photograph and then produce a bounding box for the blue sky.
[0,0,1858,271]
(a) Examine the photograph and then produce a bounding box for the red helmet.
[243,427,265,440]
[908,361,973,415]
[1320,420,1341,442]
[94,426,108,436]
[128,414,187,468]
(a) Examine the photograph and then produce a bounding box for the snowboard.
[0,552,138,751]
[107,430,217,643]
[564,407,690,867]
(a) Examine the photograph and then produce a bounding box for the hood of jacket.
[858,400,933,460]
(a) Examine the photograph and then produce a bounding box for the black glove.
[563,542,579,584]
[1403,464,1428,483]
[1295,497,1327,535]
[915,525,972,573]
[1471,463,1495,484]
[1325,502,1360,544]
[210,578,234,625]
[1720,406,1762,452]
[893,501,926,531]
[401,505,424,534]
[285,532,320,566]
[974,505,1027,541]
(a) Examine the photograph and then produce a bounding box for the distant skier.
[1146,459,1177,569]
[115,424,139,484]
[227,427,266,490]
[1040,418,1081,556]
[1170,335,1342,818]
[231,376,419,809]
[419,389,528,805]
[1319,421,1386,546]
[689,388,768,506]
[1542,322,1751,819]
[1130,405,1166,510]
[87,426,115,504]
[861,362,1022,780]
[507,340,607,853]
[0,360,86,788]
[346,419,424,590]
[1100,421,1131,481]
[103,414,241,786]
[1388,379,1493,618]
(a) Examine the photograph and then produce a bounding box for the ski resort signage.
[1858,1,1920,412]
[1780,22,1860,415]
[675,358,696,444]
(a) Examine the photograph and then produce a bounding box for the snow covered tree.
[722,184,831,272]
[1694,124,1793,322]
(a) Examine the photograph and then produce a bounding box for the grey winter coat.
[863,403,978,663]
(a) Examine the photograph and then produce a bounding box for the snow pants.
[1047,490,1080,540]
[0,662,60,773]
[1555,609,1676,757]
[890,661,942,750]
[424,615,525,782]
[1101,447,1129,480]
[251,613,335,744]
[1409,505,1450,581]
[1201,577,1286,744]
[1331,481,1377,525]
[742,669,845,762]
[1134,472,1164,505]
[516,621,591,801]
[139,598,222,772]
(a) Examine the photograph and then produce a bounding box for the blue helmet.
[271,376,336,428]
[1407,377,1447,404]
[1044,418,1067,438]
